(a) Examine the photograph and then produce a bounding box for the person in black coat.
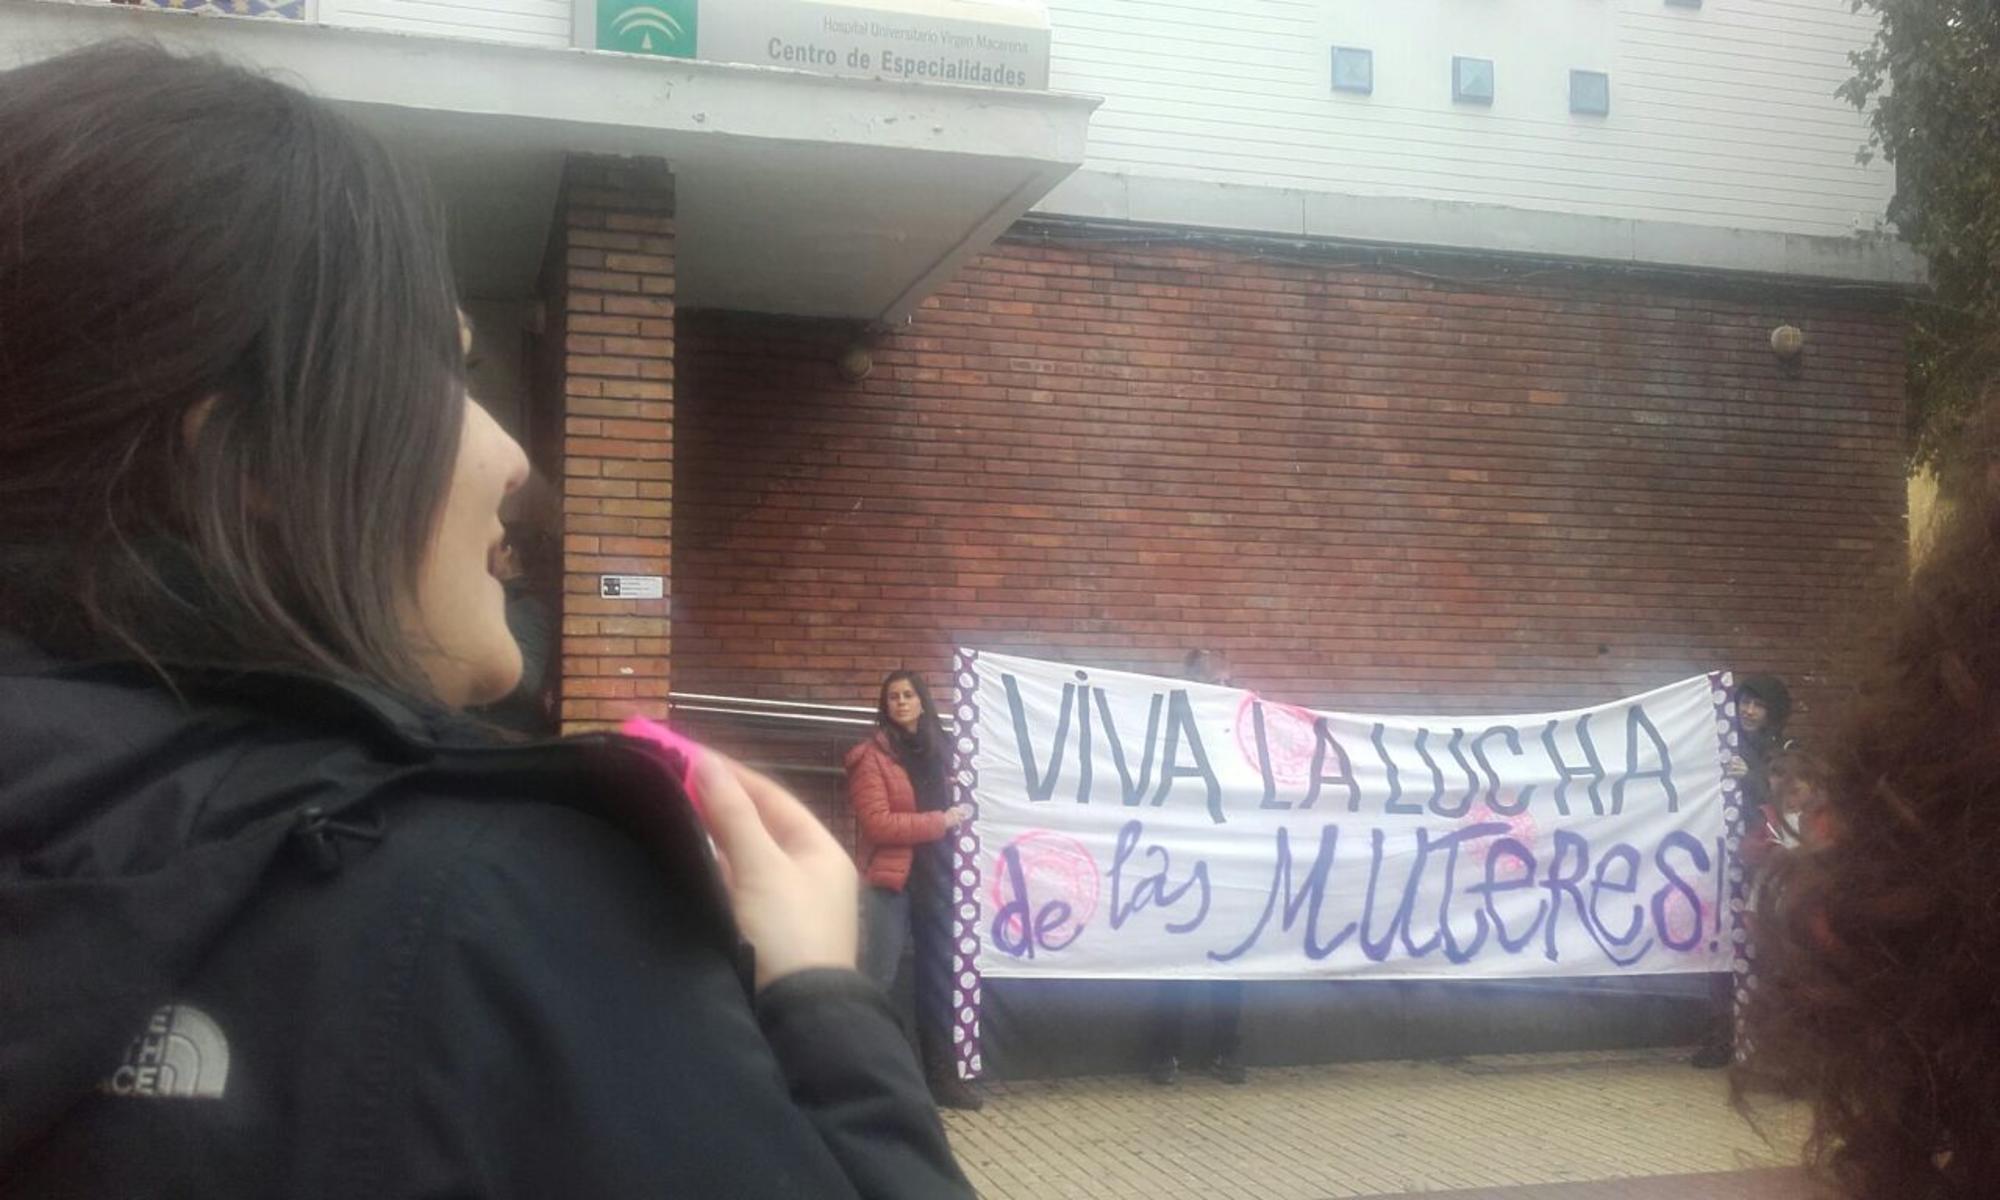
[475,522,557,737]
[1146,648,1249,1086]
[0,43,970,1200]
[1727,674,1793,811]
[1690,673,1794,1070]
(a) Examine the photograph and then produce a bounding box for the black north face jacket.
[0,636,972,1199]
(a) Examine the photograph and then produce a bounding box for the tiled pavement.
[1341,1173,1821,1200]
[941,1050,1819,1200]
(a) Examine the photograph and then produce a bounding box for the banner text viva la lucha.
[954,651,1744,982]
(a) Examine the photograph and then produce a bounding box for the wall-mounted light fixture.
[838,344,874,382]
[1770,324,1806,377]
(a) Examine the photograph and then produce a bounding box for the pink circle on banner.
[1458,794,1539,871]
[1234,694,1319,786]
[987,830,1099,948]
[1659,885,1716,951]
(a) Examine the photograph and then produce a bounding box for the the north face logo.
[101,1004,230,1099]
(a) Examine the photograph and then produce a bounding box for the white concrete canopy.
[2,0,1099,321]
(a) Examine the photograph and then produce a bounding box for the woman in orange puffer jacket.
[846,670,978,1109]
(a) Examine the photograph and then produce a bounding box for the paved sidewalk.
[941,1050,1815,1200]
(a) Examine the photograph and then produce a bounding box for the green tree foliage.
[1840,0,2000,476]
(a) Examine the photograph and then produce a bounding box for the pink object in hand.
[620,716,706,809]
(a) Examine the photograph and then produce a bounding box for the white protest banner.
[930,650,1749,1080]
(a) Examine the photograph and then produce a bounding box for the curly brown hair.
[1737,416,2000,1195]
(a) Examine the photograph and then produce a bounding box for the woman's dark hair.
[877,669,948,752]
[1737,400,2000,1193]
[1183,647,1229,684]
[1734,674,1793,734]
[0,43,464,697]
[876,669,952,807]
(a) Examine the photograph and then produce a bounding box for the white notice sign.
[598,574,665,599]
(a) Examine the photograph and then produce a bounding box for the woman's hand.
[944,804,975,830]
[689,750,859,991]
[1726,754,1749,779]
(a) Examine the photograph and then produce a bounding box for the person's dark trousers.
[908,844,982,1109]
[1148,980,1246,1083]
[1690,971,1734,1069]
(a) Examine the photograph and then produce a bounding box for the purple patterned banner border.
[947,647,985,1080]
[1707,670,1752,1060]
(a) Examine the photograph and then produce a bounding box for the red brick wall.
[548,156,676,732]
[671,229,1906,738]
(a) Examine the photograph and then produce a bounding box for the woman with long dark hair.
[1736,401,2000,1194]
[0,44,969,1198]
[847,669,979,1110]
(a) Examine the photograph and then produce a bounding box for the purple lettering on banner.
[1540,830,1593,962]
[1411,729,1451,817]
[1034,901,1079,951]
[1541,715,1608,817]
[1432,729,1482,819]
[989,846,1040,958]
[1210,825,1353,962]
[1429,821,1507,962]
[1651,831,1712,952]
[1150,689,1225,825]
[1614,704,1680,814]
[1109,819,1212,934]
[1359,828,1427,962]
[1003,672,1073,804]
[1542,832,1667,967]
[1398,830,1445,961]
[1300,716,1359,811]
[988,831,1098,958]
[1470,726,1535,815]
[1096,689,1163,806]
[1073,679,1092,805]
[1250,702,1292,811]
[1587,843,1654,966]
[1373,725,1423,816]
[1235,695,1319,789]
[1466,837,1544,953]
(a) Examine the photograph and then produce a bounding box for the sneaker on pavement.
[1211,1053,1248,1085]
[1688,1043,1732,1070]
[928,1074,985,1111]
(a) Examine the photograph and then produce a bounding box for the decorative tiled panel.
[113,0,310,20]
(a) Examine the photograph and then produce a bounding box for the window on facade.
[1570,70,1610,116]
[1452,56,1494,105]
[1331,46,1373,94]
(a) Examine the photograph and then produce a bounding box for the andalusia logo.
[598,0,697,57]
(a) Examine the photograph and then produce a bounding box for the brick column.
[550,156,675,732]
